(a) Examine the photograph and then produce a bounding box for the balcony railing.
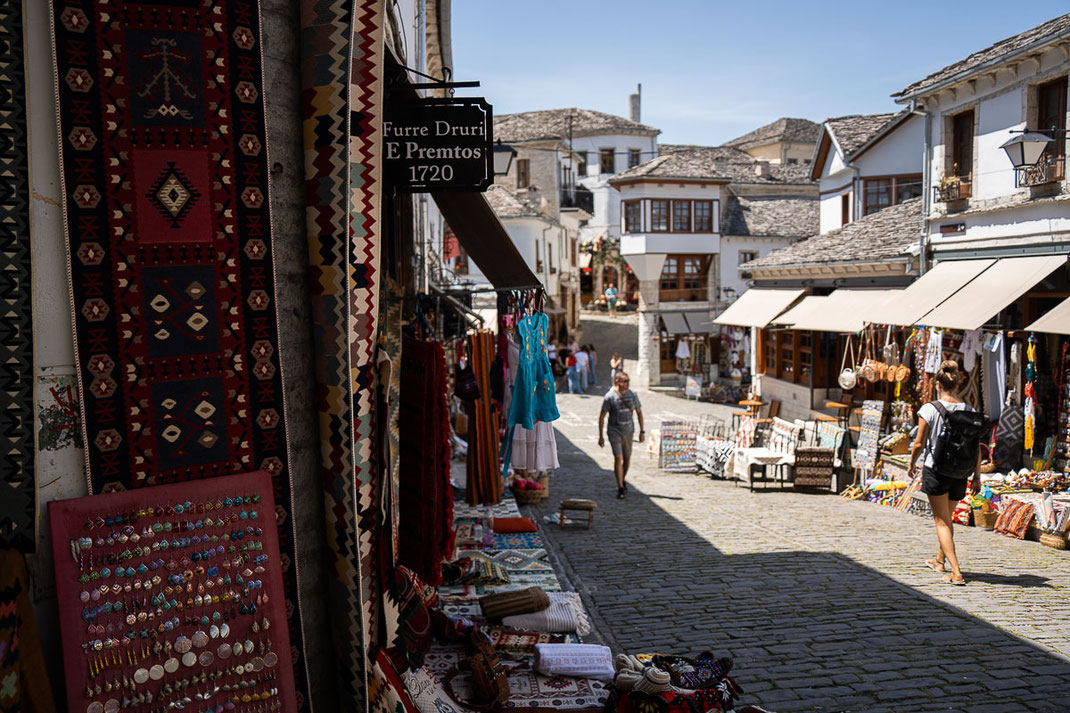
[934,175,972,202]
[560,185,594,213]
[1016,155,1066,188]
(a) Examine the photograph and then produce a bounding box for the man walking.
[598,372,645,499]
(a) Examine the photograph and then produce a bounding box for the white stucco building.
[811,111,925,235]
[610,146,817,387]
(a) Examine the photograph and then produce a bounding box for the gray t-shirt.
[918,399,968,469]
[602,389,641,435]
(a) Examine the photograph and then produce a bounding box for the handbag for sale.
[455,363,481,401]
[838,335,858,390]
[445,630,511,712]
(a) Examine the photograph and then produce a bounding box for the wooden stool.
[559,499,596,529]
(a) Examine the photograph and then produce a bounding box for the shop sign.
[383,97,493,192]
[685,375,702,399]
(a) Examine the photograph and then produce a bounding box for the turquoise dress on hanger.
[507,311,559,429]
[501,312,559,477]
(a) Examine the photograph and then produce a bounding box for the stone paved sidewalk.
[523,386,1070,713]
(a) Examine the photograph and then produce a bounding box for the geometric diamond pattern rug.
[0,0,34,553]
[453,497,522,520]
[51,0,305,705]
[298,0,387,709]
[461,549,553,573]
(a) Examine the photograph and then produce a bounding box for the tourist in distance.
[598,372,645,499]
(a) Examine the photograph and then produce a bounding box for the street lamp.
[492,141,516,175]
[1000,131,1053,169]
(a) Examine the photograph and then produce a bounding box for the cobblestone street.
[525,315,1070,713]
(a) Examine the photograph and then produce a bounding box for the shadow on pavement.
[522,429,1070,713]
[961,571,1053,588]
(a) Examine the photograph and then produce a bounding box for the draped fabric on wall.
[51,0,308,704]
[0,0,34,553]
[466,331,503,505]
[300,0,387,708]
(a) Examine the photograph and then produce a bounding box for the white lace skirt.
[510,421,559,472]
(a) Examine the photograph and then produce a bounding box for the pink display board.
[49,471,297,713]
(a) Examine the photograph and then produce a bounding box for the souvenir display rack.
[49,470,298,713]
[658,420,698,472]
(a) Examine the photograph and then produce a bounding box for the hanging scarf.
[1024,335,1037,452]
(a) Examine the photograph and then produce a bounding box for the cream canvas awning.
[918,255,1067,330]
[863,259,994,326]
[770,295,829,326]
[792,289,903,333]
[660,312,691,335]
[713,288,804,328]
[1026,296,1070,335]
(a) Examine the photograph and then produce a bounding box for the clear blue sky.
[451,1,1070,146]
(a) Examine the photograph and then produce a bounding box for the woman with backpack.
[907,360,985,586]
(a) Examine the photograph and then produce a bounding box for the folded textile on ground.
[493,517,538,533]
[502,592,591,636]
[480,586,550,620]
[534,643,614,681]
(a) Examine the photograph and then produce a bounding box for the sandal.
[944,574,966,586]
[924,558,947,573]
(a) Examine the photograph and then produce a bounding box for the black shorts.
[921,467,968,501]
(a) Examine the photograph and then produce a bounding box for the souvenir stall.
[840,256,1070,550]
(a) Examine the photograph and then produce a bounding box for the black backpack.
[929,402,988,479]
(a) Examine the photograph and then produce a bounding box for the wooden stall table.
[732,398,764,432]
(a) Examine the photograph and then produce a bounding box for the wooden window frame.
[516,158,530,189]
[659,254,708,302]
[599,148,615,175]
[841,192,850,226]
[628,148,642,168]
[576,151,587,177]
[694,200,714,232]
[650,199,670,232]
[1038,76,1067,162]
[951,109,974,180]
[623,200,642,234]
[672,200,692,232]
[738,250,758,266]
[863,174,924,216]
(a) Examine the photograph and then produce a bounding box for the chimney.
[755,161,772,179]
[629,83,641,123]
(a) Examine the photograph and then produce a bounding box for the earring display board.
[851,400,886,472]
[659,420,698,472]
[48,471,297,713]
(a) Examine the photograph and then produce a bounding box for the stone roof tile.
[723,117,821,149]
[895,13,1070,99]
[615,145,813,184]
[722,195,818,238]
[825,113,898,156]
[494,108,659,143]
[743,197,921,269]
[484,184,542,218]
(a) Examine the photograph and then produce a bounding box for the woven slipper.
[944,574,966,586]
[924,559,947,573]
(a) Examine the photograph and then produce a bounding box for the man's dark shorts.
[608,430,633,459]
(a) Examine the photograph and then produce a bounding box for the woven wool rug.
[0,0,33,553]
[51,0,307,705]
[299,0,386,708]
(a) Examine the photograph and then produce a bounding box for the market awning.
[863,259,994,326]
[660,312,690,335]
[770,295,829,326]
[683,312,716,333]
[712,288,805,328]
[432,191,541,289]
[1026,296,1070,335]
[918,255,1068,330]
[792,289,903,333]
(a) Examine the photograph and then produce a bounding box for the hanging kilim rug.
[0,0,34,553]
[51,0,309,706]
[300,0,386,709]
